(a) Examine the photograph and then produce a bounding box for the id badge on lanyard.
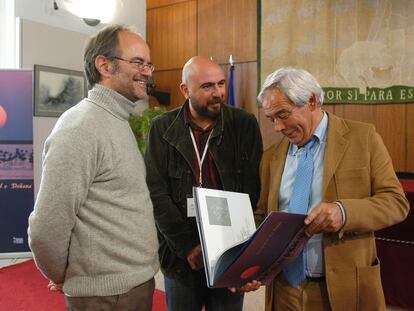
[187,128,213,217]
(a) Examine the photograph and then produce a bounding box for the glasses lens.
[142,64,154,72]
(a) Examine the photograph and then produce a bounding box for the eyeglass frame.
[112,56,155,73]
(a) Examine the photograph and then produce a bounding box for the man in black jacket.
[144,56,263,310]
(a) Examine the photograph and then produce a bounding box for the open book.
[193,187,310,288]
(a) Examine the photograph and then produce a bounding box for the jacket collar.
[321,111,349,195]
[268,138,289,211]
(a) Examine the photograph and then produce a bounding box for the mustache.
[207,97,224,105]
[133,77,149,83]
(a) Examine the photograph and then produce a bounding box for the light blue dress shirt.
[279,112,328,277]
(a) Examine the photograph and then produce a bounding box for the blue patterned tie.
[283,136,317,287]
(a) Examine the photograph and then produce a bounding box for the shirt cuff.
[334,200,346,226]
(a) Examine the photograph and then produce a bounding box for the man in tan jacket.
[254,67,409,311]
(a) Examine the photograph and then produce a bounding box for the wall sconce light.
[57,0,118,27]
[82,18,100,26]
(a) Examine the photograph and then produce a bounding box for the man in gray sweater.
[28,25,159,311]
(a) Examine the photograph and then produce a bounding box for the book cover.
[193,187,310,288]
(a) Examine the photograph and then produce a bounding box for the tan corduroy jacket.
[254,112,409,311]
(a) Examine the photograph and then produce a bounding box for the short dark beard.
[193,98,223,119]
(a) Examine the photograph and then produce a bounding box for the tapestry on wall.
[260,0,414,104]
[0,70,34,256]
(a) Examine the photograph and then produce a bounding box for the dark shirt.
[183,104,221,189]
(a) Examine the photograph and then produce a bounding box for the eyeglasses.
[113,57,155,72]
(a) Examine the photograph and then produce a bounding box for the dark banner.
[0,70,33,255]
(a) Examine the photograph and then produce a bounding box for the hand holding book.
[187,244,204,270]
[193,187,310,288]
[228,280,262,293]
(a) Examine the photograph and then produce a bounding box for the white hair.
[257,67,324,106]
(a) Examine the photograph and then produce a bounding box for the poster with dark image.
[0,69,33,256]
[33,64,86,117]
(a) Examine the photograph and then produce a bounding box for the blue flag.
[228,63,236,107]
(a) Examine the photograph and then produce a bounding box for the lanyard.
[189,127,213,187]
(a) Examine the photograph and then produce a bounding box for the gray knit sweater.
[28,84,159,297]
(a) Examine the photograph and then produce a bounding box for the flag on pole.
[228,54,236,107]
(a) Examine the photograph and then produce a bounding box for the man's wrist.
[334,200,346,227]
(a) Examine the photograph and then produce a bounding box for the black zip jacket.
[144,101,263,281]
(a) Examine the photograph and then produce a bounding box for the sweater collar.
[87,84,137,121]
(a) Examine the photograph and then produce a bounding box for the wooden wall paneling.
[407,103,414,173]
[372,105,406,172]
[334,104,374,124]
[197,0,257,64]
[147,0,189,10]
[335,104,406,172]
[322,104,335,114]
[147,0,197,70]
[221,62,258,118]
[150,69,185,110]
[239,62,259,118]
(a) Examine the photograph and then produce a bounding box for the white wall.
[14,0,146,196]
[20,19,89,196]
[0,0,18,67]
[15,0,146,36]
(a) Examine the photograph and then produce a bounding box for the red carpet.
[0,260,167,311]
